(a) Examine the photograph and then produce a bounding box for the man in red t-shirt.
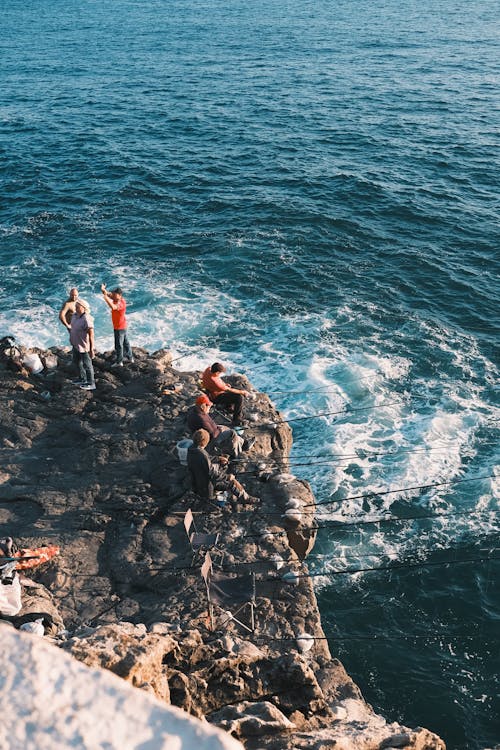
[101,284,134,366]
[201,362,249,425]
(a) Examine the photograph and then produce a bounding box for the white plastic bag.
[0,575,22,616]
[23,352,43,374]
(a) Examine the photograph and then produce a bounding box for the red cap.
[196,394,212,406]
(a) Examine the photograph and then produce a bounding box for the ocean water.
[1,0,499,747]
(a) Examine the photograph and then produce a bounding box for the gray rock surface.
[0,625,243,750]
[0,345,445,750]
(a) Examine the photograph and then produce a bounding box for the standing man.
[100,284,134,366]
[70,299,95,391]
[59,287,78,334]
[202,362,249,426]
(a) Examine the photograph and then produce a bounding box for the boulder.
[0,628,243,750]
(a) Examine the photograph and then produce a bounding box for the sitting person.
[201,362,249,426]
[187,429,250,503]
[186,395,254,457]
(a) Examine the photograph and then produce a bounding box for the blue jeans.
[114,329,132,363]
[72,348,95,385]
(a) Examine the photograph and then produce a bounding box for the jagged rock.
[221,636,264,659]
[380,734,412,749]
[0,627,243,750]
[151,348,174,371]
[64,622,176,701]
[212,701,295,737]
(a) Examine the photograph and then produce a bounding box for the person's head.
[211,362,225,374]
[69,288,78,301]
[192,428,210,448]
[75,299,90,315]
[111,287,123,302]
[195,394,212,412]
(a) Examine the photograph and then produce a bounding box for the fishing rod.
[169,344,212,366]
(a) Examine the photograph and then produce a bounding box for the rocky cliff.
[0,343,445,750]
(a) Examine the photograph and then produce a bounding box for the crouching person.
[187,429,250,503]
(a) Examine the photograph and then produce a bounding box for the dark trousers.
[72,348,95,385]
[114,329,132,363]
[215,391,244,424]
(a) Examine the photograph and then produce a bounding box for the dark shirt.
[186,406,222,440]
[187,445,220,500]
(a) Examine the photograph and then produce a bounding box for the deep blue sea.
[1,1,499,747]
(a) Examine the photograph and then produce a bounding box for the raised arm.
[101,284,119,310]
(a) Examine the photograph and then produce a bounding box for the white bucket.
[176,439,193,466]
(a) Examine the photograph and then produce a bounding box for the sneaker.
[126,357,135,363]
[80,384,96,391]
[72,379,86,386]
[242,438,256,452]
[111,362,123,368]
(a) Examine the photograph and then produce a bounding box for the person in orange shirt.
[201,362,249,426]
[101,283,134,366]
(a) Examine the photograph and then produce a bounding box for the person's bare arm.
[214,374,248,398]
[59,302,72,330]
[228,386,249,396]
[101,284,119,310]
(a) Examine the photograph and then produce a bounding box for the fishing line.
[70,551,500,580]
[233,452,482,475]
[266,554,500,581]
[254,633,499,643]
[232,443,477,465]
[263,371,388,395]
[312,506,500,529]
[305,540,500,565]
[240,510,500,539]
[306,473,496,509]
[290,442,500,461]
[23,490,499,534]
[241,399,410,431]
[189,472,496,513]
[170,345,211,366]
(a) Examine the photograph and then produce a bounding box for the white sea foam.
[1,277,498,578]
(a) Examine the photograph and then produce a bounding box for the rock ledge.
[0,346,445,750]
